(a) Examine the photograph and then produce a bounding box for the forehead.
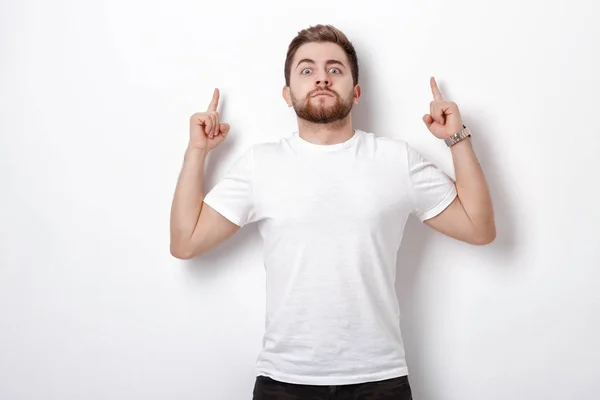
[292,42,349,66]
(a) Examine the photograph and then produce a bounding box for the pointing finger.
[207,88,220,112]
[430,77,444,102]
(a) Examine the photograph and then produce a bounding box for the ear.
[353,84,362,105]
[282,86,293,107]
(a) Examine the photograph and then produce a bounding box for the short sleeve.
[203,146,256,227]
[406,142,457,222]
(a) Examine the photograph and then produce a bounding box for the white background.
[1,0,599,399]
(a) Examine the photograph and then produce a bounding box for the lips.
[312,92,334,98]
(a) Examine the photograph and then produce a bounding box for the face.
[284,42,360,124]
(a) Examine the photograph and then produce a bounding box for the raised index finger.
[207,88,220,112]
[430,77,444,101]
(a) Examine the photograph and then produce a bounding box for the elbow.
[471,225,496,245]
[170,242,195,260]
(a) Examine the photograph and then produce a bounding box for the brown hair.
[284,24,359,87]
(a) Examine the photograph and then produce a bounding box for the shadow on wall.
[350,51,377,138]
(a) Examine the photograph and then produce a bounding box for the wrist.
[449,136,472,151]
[185,145,209,159]
[444,124,471,147]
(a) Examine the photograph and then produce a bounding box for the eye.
[301,68,312,75]
[329,67,341,74]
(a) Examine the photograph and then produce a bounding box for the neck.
[297,115,355,145]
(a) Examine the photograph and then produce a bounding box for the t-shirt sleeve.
[405,142,457,222]
[202,146,256,227]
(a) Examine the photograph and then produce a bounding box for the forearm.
[170,147,209,253]
[450,137,495,238]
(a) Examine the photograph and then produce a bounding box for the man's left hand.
[422,77,464,139]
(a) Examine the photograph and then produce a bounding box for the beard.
[291,88,354,124]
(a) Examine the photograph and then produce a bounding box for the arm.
[424,136,496,245]
[169,147,240,259]
[421,77,496,245]
[169,88,240,259]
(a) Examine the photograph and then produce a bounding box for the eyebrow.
[295,58,346,69]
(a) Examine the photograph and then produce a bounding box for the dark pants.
[252,374,413,400]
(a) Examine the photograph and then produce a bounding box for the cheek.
[292,77,313,91]
[291,87,311,101]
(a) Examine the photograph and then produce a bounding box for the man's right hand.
[189,88,231,151]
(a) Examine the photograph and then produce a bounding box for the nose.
[315,72,330,87]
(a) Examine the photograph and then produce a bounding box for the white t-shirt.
[203,129,457,386]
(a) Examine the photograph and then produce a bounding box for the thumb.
[422,114,433,128]
[219,123,230,135]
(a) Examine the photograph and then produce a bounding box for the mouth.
[312,92,334,98]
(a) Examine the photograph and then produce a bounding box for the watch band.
[444,124,471,147]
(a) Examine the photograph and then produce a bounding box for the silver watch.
[444,124,471,147]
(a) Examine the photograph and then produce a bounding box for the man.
[170,24,495,400]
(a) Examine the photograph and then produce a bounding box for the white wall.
[1,0,599,399]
